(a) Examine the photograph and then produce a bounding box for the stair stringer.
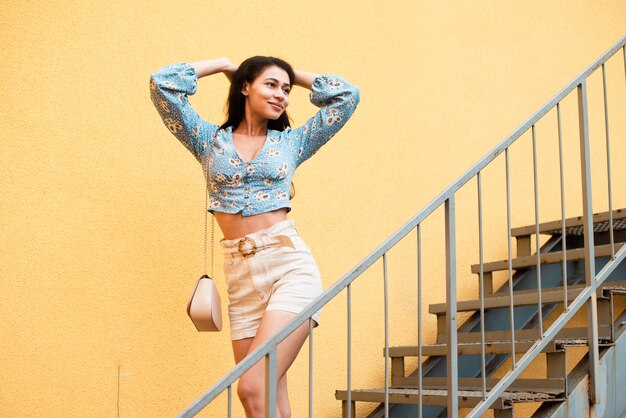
[532,321,626,417]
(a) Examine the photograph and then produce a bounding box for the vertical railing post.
[383,253,390,417]
[577,80,600,404]
[601,63,615,257]
[417,224,423,417]
[477,173,487,399]
[228,385,232,418]
[309,318,314,418]
[265,349,277,418]
[505,149,516,363]
[623,45,626,84]
[445,196,458,416]
[347,284,352,418]
[532,125,544,336]
[557,103,568,309]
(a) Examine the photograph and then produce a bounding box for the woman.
[149,56,360,417]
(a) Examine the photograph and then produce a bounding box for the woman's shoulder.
[273,127,296,140]
[215,125,231,136]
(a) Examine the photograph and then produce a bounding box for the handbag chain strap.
[202,141,215,277]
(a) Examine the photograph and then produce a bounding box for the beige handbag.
[187,273,222,331]
[186,154,223,332]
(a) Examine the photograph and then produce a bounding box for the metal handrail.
[178,33,626,417]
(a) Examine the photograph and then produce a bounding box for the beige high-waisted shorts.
[219,219,323,340]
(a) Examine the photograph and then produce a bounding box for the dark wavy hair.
[220,56,295,131]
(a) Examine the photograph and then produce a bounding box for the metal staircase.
[337,210,626,417]
[176,34,626,418]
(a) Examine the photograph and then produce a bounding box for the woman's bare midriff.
[213,208,289,240]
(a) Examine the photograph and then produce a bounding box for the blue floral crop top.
[149,62,360,216]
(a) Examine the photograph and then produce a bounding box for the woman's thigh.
[232,338,254,364]
[238,310,310,384]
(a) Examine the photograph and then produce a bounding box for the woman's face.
[242,65,291,121]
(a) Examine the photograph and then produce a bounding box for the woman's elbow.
[348,85,361,109]
[354,87,361,105]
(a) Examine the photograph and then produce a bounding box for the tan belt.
[223,235,295,257]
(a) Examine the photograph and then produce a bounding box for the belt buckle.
[238,236,257,257]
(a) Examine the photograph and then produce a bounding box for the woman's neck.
[234,112,268,137]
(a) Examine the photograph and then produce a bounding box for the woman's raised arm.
[288,73,360,167]
[149,59,234,164]
[190,57,238,80]
[293,70,319,89]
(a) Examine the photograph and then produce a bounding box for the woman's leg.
[235,310,310,418]
[232,337,291,417]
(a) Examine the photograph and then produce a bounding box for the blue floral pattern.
[150,62,360,216]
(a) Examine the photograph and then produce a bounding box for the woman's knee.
[238,372,288,416]
[237,372,264,406]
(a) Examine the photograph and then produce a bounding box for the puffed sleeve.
[149,62,219,164]
[288,75,360,167]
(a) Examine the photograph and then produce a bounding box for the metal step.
[429,280,626,315]
[470,243,622,274]
[510,208,626,237]
[388,339,583,357]
[602,283,626,295]
[445,326,613,344]
[391,377,565,395]
[335,387,562,410]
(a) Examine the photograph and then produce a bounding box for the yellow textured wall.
[2,1,625,417]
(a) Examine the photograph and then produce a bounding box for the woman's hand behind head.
[223,62,238,82]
